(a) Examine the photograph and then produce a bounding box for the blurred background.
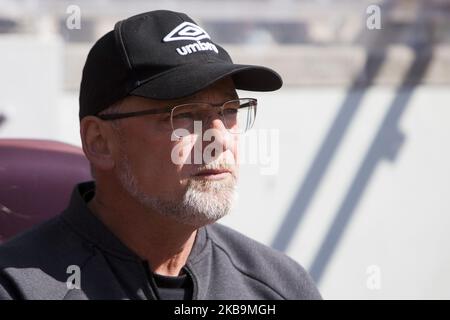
[1,0,449,299]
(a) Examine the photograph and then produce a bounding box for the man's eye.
[172,112,193,120]
[161,115,172,122]
[224,108,238,115]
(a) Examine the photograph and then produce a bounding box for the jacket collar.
[61,181,208,264]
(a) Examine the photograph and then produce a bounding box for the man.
[0,10,321,300]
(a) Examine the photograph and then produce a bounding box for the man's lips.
[194,169,232,176]
[192,168,234,180]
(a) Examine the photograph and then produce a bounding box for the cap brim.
[130,62,283,100]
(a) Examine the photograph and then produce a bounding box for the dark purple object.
[0,139,91,243]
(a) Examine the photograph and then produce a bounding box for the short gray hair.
[97,99,126,131]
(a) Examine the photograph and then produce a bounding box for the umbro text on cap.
[79,10,283,120]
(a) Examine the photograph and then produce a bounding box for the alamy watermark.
[66,5,81,30]
[66,265,81,290]
[366,264,381,290]
[170,121,279,175]
[366,4,382,30]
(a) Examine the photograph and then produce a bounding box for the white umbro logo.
[163,22,219,56]
[163,22,211,42]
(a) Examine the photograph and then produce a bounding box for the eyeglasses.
[97,98,257,138]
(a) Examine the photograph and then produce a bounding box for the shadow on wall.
[271,0,434,284]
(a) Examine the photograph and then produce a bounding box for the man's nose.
[201,112,233,157]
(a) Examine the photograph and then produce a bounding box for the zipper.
[183,265,198,300]
[140,260,160,300]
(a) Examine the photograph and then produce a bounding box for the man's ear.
[80,116,117,171]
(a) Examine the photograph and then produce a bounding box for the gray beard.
[116,153,237,227]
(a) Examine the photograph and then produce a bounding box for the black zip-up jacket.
[0,182,321,300]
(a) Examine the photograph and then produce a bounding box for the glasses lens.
[170,99,257,138]
[222,98,257,134]
[171,103,210,137]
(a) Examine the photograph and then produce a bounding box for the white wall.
[0,35,63,140]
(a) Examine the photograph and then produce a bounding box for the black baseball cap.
[79,10,283,120]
